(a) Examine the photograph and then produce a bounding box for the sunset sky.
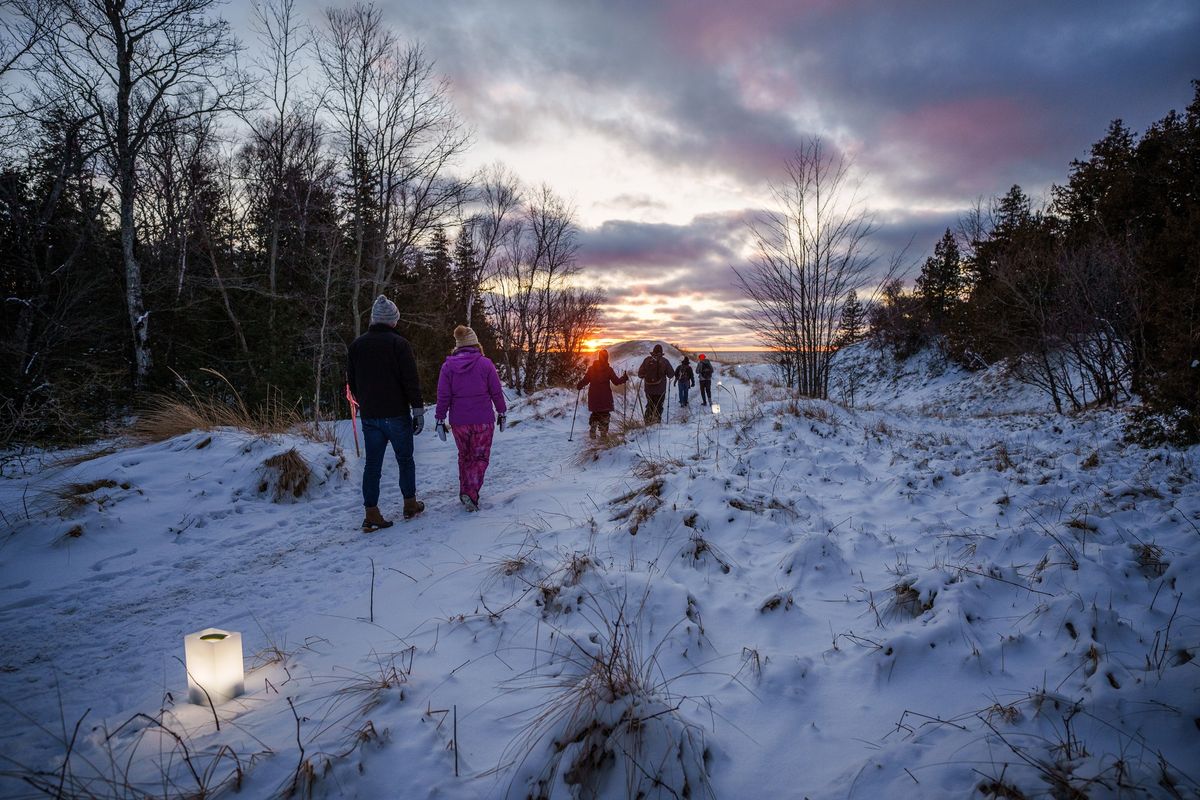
[270,1,1199,348]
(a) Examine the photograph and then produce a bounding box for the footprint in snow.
[88,548,138,572]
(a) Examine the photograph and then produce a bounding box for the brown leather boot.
[403,497,425,519]
[362,506,393,533]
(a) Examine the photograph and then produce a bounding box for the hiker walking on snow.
[348,295,426,531]
[577,349,629,438]
[637,344,675,424]
[435,325,507,512]
[675,356,695,408]
[697,354,715,406]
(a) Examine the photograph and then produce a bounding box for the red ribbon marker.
[345,384,361,458]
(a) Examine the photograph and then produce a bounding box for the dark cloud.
[383,0,1200,198]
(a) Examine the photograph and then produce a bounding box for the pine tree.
[452,224,481,325]
[836,291,866,346]
[915,229,964,332]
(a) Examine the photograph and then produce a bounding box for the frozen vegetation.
[1,342,1197,798]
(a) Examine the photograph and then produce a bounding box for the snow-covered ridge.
[831,340,1052,414]
[604,339,686,373]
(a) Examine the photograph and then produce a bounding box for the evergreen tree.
[1052,119,1137,231]
[836,291,867,346]
[915,229,964,332]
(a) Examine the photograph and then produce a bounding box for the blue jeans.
[361,416,416,507]
[678,384,690,406]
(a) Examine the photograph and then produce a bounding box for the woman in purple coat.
[435,326,507,512]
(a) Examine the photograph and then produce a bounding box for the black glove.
[436,421,448,441]
[412,409,425,435]
[497,413,506,432]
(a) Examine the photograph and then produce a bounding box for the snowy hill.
[605,339,687,373]
[1,346,1198,798]
[828,340,1052,414]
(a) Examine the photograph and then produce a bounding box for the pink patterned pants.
[452,423,494,502]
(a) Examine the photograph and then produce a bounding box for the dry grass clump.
[630,454,684,480]
[504,595,713,799]
[785,398,836,425]
[610,479,664,535]
[52,445,120,469]
[3,706,257,800]
[133,369,335,449]
[728,495,796,518]
[57,478,119,506]
[51,478,128,517]
[868,418,895,438]
[611,478,664,507]
[681,532,733,574]
[886,579,934,620]
[259,449,311,501]
[1133,542,1168,578]
[1081,450,1100,469]
[759,592,794,613]
[573,431,628,465]
[992,441,1017,471]
[536,550,600,617]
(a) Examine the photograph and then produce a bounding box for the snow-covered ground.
[1,345,1198,798]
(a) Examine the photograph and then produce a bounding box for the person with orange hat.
[697,353,715,406]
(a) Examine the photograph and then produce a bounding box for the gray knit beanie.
[370,294,400,326]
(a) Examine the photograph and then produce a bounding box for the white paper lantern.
[184,628,244,705]
[711,403,721,415]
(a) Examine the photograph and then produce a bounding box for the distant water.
[684,350,771,364]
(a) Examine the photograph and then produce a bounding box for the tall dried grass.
[133,369,336,448]
[503,589,714,799]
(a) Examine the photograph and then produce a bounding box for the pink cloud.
[657,0,838,59]
[874,95,1055,195]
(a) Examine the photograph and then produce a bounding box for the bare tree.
[317,2,470,335]
[0,0,54,81]
[551,286,606,383]
[243,0,311,335]
[461,162,522,324]
[734,138,880,398]
[30,0,243,387]
[486,183,582,394]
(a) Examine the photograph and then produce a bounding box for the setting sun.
[580,338,608,352]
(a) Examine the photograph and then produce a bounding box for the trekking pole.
[568,388,581,441]
[344,383,361,458]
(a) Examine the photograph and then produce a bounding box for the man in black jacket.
[348,295,426,531]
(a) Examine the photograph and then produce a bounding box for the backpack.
[698,360,713,379]
[643,356,666,383]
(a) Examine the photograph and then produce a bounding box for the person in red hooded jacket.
[576,349,628,438]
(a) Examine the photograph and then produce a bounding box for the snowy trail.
[2,354,1198,799]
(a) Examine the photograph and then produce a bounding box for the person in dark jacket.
[576,349,628,438]
[435,325,507,512]
[675,356,695,408]
[697,354,715,406]
[637,344,675,424]
[347,294,426,531]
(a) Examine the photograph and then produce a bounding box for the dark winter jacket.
[435,347,507,426]
[697,360,714,381]
[637,354,675,396]
[347,324,424,419]
[577,356,629,413]
[675,361,695,387]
